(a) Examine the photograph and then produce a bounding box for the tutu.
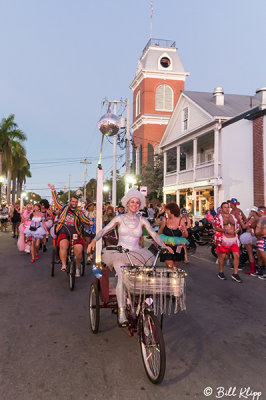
[160,234,189,246]
[45,220,53,230]
[240,232,257,246]
[101,247,155,268]
[24,217,46,240]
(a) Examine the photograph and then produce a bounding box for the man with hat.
[227,198,247,223]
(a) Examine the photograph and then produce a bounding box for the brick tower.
[130,39,189,173]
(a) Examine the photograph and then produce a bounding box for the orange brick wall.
[133,124,167,163]
[132,78,184,122]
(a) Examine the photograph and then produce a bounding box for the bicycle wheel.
[89,282,100,333]
[139,310,166,384]
[68,256,76,291]
[80,249,85,277]
[51,248,56,277]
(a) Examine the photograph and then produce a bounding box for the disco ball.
[98,112,121,136]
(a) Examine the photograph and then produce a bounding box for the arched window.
[136,91,141,116]
[155,84,173,111]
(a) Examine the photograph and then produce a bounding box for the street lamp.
[125,174,137,193]
[103,185,110,203]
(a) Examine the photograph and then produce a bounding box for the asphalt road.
[0,229,265,400]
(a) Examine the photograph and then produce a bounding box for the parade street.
[0,230,265,400]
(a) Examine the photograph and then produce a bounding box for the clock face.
[160,57,171,68]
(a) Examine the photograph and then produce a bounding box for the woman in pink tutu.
[17,203,33,253]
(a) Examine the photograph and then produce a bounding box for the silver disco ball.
[98,112,121,136]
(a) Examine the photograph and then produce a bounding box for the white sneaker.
[75,268,80,277]
[61,265,67,272]
[118,308,128,325]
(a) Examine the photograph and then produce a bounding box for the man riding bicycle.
[48,184,92,277]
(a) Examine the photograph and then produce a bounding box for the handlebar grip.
[106,246,118,251]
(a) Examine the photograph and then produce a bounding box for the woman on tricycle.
[87,188,172,326]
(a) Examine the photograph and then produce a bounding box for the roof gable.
[160,92,212,148]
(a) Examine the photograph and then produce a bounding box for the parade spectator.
[255,206,266,280]
[180,209,192,263]
[147,203,155,224]
[214,202,241,282]
[10,202,21,238]
[239,206,259,274]
[116,204,125,215]
[83,200,96,264]
[0,204,9,232]
[227,198,247,223]
[102,205,118,246]
[209,204,216,218]
[205,209,214,223]
[157,203,166,221]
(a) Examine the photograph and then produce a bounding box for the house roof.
[183,91,261,118]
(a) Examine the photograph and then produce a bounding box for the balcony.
[165,172,177,186]
[142,38,176,54]
[195,162,214,180]
[179,169,193,183]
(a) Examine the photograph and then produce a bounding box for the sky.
[0,0,265,201]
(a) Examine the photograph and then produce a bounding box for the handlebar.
[105,245,169,268]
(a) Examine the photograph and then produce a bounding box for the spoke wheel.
[51,248,56,277]
[68,257,76,291]
[89,283,100,333]
[81,250,85,277]
[140,310,166,384]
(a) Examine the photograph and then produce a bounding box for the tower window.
[160,57,171,68]
[155,84,173,111]
[136,91,141,116]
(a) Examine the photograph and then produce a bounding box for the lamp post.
[20,192,26,211]
[125,174,136,192]
[103,185,110,203]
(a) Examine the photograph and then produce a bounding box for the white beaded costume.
[95,214,165,308]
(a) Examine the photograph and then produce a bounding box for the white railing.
[165,172,177,186]
[178,169,193,183]
[195,163,214,180]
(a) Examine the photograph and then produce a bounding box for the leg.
[245,244,256,274]
[30,239,35,261]
[35,238,40,256]
[59,239,69,266]
[73,243,83,269]
[183,245,189,263]
[232,252,239,274]
[218,252,226,273]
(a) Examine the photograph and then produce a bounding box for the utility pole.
[80,158,92,202]
[112,102,117,207]
[125,99,131,193]
[68,174,71,201]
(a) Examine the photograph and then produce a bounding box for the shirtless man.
[227,198,247,224]
[255,206,266,280]
[214,202,242,282]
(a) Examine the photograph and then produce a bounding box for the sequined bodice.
[118,215,143,250]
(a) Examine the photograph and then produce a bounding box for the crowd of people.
[1,192,265,298]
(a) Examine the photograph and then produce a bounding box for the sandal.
[30,259,35,263]
[35,254,39,260]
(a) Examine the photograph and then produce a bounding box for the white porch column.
[176,145,180,185]
[163,151,167,187]
[192,187,197,217]
[176,189,180,205]
[214,123,220,210]
[193,138,197,182]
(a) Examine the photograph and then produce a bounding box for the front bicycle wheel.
[80,249,85,277]
[139,310,166,384]
[68,257,76,291]
[89,282,100,333]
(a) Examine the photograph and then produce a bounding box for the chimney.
[255,87,266,105]
[213,87,224,106]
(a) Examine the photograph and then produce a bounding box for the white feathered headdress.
[121,187,146,209]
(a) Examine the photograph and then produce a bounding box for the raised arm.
[48,184,64,211]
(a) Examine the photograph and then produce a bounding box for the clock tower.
[130,39,189,173]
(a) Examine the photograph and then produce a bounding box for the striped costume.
[51,190,91,236]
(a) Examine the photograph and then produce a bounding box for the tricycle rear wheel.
[89,282,100,333]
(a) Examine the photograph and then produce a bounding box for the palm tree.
[17,161,31,201]
[10,142,30,203]
[0,114,27,204]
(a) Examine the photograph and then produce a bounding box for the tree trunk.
[12,177,16,204]
[7,169,11,205]
[17,180,22,200]
[0,151,2,176]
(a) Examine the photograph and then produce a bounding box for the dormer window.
[160,57,171,68]
[183,107,188,131]
[155,84,173,111]
[136,91,141,116]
